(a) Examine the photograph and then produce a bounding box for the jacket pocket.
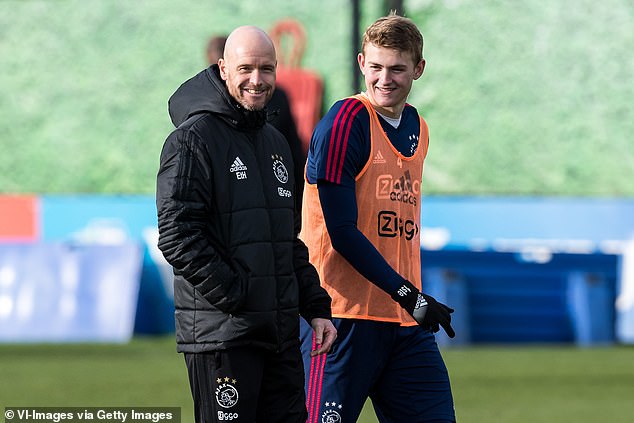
[197,261,249,313]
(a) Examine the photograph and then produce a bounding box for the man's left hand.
[309,318,337,356]
[422,294,455,338]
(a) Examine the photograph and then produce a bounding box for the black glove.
[391,280,456,338]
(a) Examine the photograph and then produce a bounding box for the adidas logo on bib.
[373,150,386,164]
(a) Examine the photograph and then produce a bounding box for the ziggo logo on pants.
[218,411,239,420]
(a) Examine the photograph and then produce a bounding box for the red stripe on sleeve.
[325,99,353,181]
[333,102,364,184]
[325,99,363,183]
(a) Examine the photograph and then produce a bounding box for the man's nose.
[379,69,392,84]
[249,70,262,85]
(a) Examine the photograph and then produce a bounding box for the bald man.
[206,34,307,214]
[157,26,336,423]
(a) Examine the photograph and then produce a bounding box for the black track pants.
[184,345,307,423]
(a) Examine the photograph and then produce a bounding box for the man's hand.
[421,293,455,338]
[391,280,456,338]
[309,318,337,356]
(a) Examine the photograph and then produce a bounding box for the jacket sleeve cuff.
[300,300,333,323]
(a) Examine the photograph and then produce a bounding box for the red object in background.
[0,195,39,242]
[270,19,324,155]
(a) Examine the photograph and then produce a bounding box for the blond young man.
[300,13,456,423]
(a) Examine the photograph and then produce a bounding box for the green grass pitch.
[1,337,633,422]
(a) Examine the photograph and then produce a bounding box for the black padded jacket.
[156,66,331,353]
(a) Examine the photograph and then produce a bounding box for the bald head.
[219,26,277,111]
[224,26,276,63]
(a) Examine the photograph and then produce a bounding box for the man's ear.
[357,53,365,75]
[218,58,228,81]
[414,59,426,80]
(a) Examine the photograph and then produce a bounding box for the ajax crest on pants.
[215,376,239,420]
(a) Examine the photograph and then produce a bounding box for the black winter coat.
[156,66,331,353]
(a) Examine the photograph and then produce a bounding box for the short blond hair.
[362,12,423,65]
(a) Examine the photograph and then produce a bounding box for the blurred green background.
[1,0,632,195]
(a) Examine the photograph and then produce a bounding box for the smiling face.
[219,26,277,111]
[358,42,425,118]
